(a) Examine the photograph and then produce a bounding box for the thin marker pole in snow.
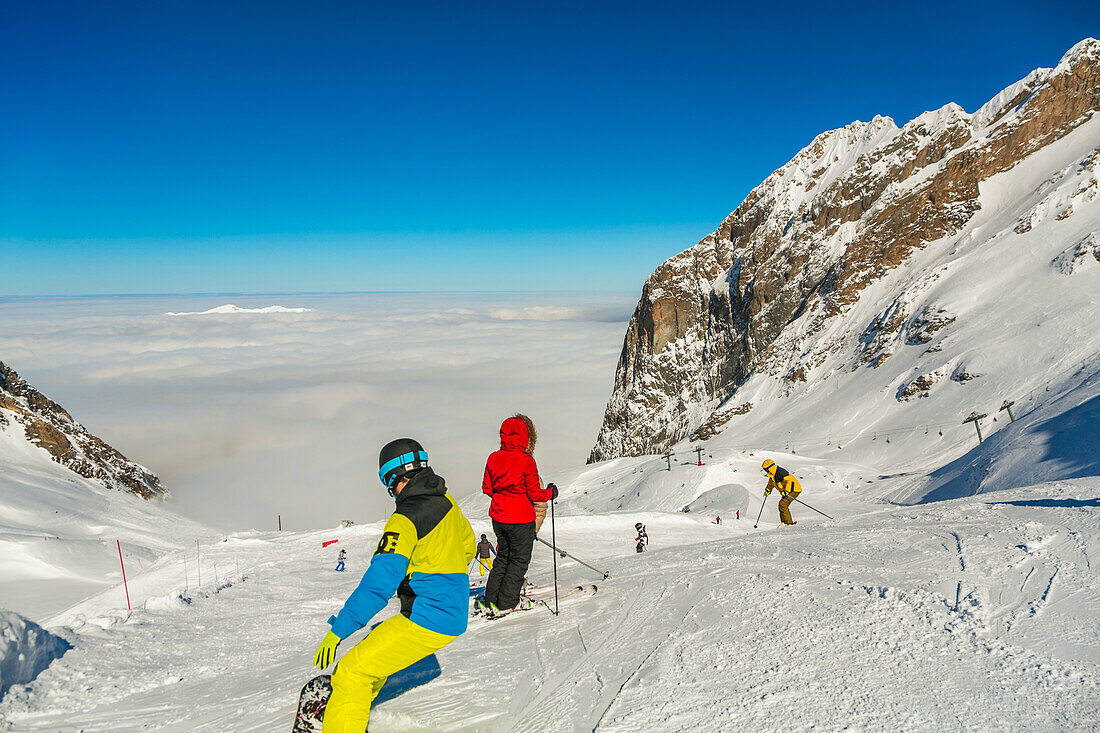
[183,557,189,592]
[214,561,219,588]
[197,540,201,589]
[117,540,131,611]
[236,555,240,579]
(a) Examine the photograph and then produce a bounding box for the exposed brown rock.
[897,374,940,401]
[690,402,753,442]
[906,308,956,345]
[951,369,979,383]
[0,361,166,499]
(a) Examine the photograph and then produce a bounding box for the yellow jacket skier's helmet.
[761,459,776,475]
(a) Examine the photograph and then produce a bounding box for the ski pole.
[753,496,767,528]
[793,497,834,520]
[550,495,559,615]
[536,537,609,579]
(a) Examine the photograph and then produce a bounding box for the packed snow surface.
[2,451,1098,730]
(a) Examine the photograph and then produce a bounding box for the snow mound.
[163,304,313,316]
[684,483,752,516]
[0,610,71,697]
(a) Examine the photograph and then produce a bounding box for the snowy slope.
[1,468,1097,731]
[0,408,210,620]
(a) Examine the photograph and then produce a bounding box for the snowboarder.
[634,522,648,553]
[479,415,556,616]
[334,548,346,572]
[475,534,495,576]
[761,459,802,525]
[312,438,476,732]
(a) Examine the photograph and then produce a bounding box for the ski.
[471,584,598,621]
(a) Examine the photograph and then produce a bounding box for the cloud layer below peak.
[0,293,633,530]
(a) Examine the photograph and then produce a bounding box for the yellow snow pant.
[478,558,492,576]
[778,491,800,525]
[323,614,456,733]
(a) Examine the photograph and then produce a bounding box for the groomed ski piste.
[2,426,1098,730]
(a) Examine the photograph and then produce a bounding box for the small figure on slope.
[479,414,556,616]
[334,548,346,572]
[311,437,475,732]
[634,522,648,553]
[714,515,721,525]
[761,459,802,526]
[475,534,496,577]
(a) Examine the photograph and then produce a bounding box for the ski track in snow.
[2,475,1099,731]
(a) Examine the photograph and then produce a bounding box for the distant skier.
[736,509,740,521]
[634,522,648,553]
[761,459,802,526]
[714,515,721,525]
[480,415,556,616]
[475,534,496,576]
[334,548,346,572]
[312,438,475,732]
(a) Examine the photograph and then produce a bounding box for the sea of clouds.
[0,293,634,530]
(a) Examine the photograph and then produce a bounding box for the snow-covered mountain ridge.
[591,38,1100,466]
[0,362,206,619]
[0,362,164,499]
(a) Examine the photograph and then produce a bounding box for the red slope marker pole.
[117,540,131,611]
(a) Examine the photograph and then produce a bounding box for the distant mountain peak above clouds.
[0,362,166,499]
[164,304,313,316]
[590,38,1100,462]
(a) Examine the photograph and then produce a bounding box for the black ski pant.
[484,520,536,611]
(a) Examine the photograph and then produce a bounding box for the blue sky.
[2,1,1097,295]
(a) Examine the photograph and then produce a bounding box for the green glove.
[763,489,771,498]
[313,630,341,670]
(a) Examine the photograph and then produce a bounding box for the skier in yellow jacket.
[761,459,802,525]
[312,438,476,732]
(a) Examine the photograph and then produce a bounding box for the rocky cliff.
[0,362,166,499]
[591,38,1100,462]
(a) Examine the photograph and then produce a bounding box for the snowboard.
[291,674,332,732]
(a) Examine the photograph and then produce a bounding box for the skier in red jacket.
[479,414,556,614]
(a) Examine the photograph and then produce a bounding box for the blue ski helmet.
[378,438,429,494]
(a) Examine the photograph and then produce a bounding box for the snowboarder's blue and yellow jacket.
[328,468,476,639]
